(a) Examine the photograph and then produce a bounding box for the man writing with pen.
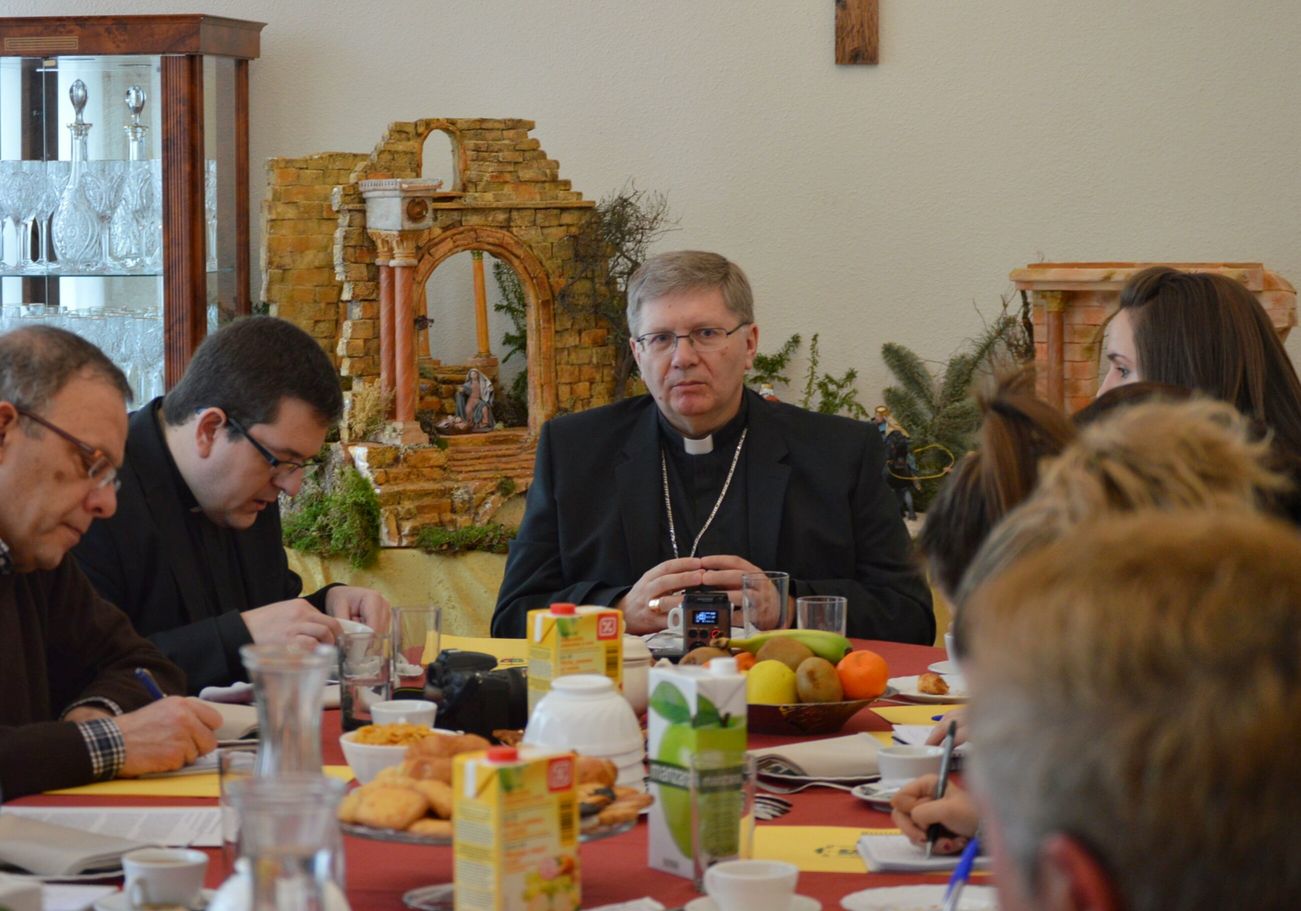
[0,326,220,798]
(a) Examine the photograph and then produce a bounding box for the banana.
[715,629,853,664]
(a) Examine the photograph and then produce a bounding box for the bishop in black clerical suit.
[492,251,933,643]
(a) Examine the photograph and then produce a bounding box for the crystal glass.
[0,162,36,273]
[80,161,127,273]
[32,161,70,270]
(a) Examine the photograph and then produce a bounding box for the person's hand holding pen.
[889,775,981,856]
[91,667,224,777]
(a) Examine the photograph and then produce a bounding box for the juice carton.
[453,746,580,911]
[527,603,624,712]
[646,658,748,878]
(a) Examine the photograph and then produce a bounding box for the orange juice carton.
[453,746,580,911]
[646,658,748,877]
[527,603,624,712]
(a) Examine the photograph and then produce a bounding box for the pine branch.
[880,342,938,415]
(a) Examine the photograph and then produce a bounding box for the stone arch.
[415,120,468,192]
[413,226,557,433]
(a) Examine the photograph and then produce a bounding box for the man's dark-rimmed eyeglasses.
[15,407,120,491]
[224,414,318,480]
[633,322,751,356]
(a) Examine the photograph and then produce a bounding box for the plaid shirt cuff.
[76,717,127,781]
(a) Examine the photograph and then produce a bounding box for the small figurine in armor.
[871,405,920,520]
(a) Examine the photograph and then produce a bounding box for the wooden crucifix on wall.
[835,0,879,65]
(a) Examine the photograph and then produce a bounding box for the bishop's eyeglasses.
[633,322,751,356]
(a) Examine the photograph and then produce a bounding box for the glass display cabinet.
[0,15,263,399]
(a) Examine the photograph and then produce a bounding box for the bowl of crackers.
[340,722,451,783]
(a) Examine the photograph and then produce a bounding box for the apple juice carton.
[646,657,748,877]
[453,746,580,911]
[527,603,624,712]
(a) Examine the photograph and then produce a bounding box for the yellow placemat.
[440,634,528,666]
[47,765,355,798]
[754,826,898,873]
[871,705,962,726]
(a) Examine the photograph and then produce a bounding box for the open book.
[0,814,145,877]
[211,702,258,742]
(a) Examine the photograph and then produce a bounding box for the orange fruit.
[733,652,756,672]
[836,649,889,700]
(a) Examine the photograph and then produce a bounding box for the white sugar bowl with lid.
[525,673,643,757]
[621,634,652,715]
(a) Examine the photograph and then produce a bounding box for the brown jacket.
[0,558,186,798]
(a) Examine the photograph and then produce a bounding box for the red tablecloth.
[19,639,957,910]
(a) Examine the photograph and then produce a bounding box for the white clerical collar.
[683,434,714,455]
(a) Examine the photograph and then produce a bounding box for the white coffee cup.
[370,699,438,727]
[665,605,685,634]
[704,859,798,911]
[123,847,208,909]
[877,745,945,786]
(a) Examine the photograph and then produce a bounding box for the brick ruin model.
[263,118,621,545]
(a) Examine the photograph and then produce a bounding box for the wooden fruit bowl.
[746,698,875,736]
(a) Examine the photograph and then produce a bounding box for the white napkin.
[0,815,145,877]
[749,732,879,778]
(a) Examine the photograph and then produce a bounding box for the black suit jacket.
[71,400,331,692]
[491,391,934,643]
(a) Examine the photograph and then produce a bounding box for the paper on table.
[856,832,991,873]
[440,634,529,666]
[892,724,969,758]
[198,683,341,709]
[2,806,222,848]
[753,826,897,873]
[871,704,963,726]
[46,765,355,798]
[749,732,880,778]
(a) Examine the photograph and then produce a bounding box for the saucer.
[926,660,959,675]
[840,884,998,910]
[687,895,821,911]
[850,781,900,810]
[94,888,216,911]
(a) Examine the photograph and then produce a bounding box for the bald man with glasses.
[491,251,932,642]
[73,317,390,692]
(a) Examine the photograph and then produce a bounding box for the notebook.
[856,832,990,873]
[0,815,145,877]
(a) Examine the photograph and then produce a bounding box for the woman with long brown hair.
[1099,266,1301,511]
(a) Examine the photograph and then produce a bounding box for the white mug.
[370,699,437,727]
[665,605,685,634]
[704,859,798,911]
[123,847,207,909]
[877,745,945,786]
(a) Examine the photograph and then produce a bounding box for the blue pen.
[134,667,166,701]
[940,836,981,911]
[932,714,944,721]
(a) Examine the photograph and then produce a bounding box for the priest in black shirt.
[491,251,933,643]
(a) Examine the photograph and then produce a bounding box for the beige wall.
[18,0,1301,400]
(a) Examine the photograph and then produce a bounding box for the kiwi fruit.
[680,646,731,666]
[795,656,844,703]
[755,637,815,672]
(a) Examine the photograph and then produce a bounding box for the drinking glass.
[689,751,756,890]
[0,162,35,272]
[392,605,442,697]
[79,161,127,273]
[741,571,790,635]
[338,631,392,731]
[15,162,46,273]
[217,746,257,868]
[796,595,847,636]
[112,160,153,270]
[32,161,69,270]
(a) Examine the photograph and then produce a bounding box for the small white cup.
[122,847,207,909]
[945,629,957,666]
[877,745,945,786]
[370,699,438,727]
[704,859,798,911]
[666,605,685,634]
